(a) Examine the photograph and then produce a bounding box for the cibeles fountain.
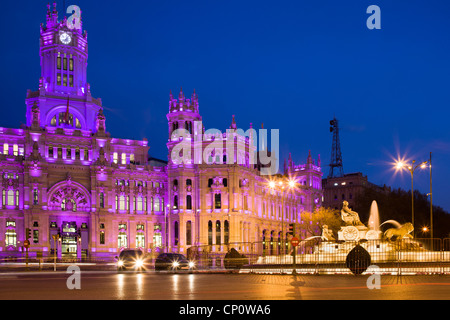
[250,200,431,274]
[317,200,415,256]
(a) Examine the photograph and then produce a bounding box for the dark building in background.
[322,172,390,210]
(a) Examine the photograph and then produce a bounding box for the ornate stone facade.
[0,5,323,259]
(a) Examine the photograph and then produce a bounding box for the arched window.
[61,198,76,212]
[224,220,229,244]
[173,195,178,209]
[174,221,179,246]
[49,112,83,129]
[216,220,221,245]
[208,221,213,245]
[118,231,127,249]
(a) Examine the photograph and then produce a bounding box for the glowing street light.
[394,159,428,238]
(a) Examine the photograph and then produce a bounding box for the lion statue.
[384,222,414,241]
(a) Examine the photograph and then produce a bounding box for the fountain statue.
[384,222,414,241]
[321,225,335,241]
[341,201,364,226]
[338,201,381,241]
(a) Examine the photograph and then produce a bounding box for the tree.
[300,207,342,239]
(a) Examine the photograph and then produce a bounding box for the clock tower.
[25,3,103,132]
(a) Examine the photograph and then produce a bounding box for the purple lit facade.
[0,5,322,259]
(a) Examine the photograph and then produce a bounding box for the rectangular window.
[100,193,105,208]
[186,221,192,246]
[121,153,126,165]
[214,193,221,209]
[136,196,143,211]
[13,144,18,156]
[3,143,8,155]
[57,56,61,69]
[33,189,39,205]
[117,233,127,249]
[119,196,125,211]
[63,74,67,86]
[6,221,15,227]
[69,58,74,71]
[113,152,118,164]
[63,58,67,70]
[69,74,73,87]
[153,197,160,212]
[100,231,105,245]
[186,195,192,210]
[57,73,61,86]
[118,223,127,230]
[7,190,14,206]
[5,230,16,247]
[136,234,145,248]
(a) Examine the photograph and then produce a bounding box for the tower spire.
[328,117,344,178]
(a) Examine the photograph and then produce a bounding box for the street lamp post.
[429,152,433,240]
[52,234,59,271]
[268,177,297,273]
[395,159,428,238]
[165,204,170,253]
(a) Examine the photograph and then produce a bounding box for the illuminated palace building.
[0,5,322,259]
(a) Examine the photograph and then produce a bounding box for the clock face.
[60,32,71,45]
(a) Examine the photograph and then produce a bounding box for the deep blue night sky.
[1,0,449,212]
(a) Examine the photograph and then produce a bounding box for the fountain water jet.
[368,200,380,231]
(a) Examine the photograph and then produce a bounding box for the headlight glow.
[135,259,144,268]
[188,261,195,268]
[118,260,124,267]
[172,261,180,268]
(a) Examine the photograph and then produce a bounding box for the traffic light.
[288,223,295,236]
[26,228,31,240]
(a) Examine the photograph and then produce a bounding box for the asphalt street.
[0,271,449,300]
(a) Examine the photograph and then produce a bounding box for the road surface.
[0,271,449,300]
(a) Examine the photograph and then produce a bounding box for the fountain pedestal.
[337,225,382,241]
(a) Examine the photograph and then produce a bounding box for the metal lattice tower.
[328,117,344,178]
